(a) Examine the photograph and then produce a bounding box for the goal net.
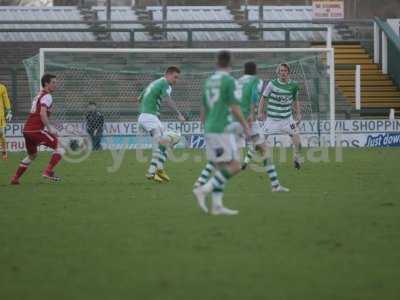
[23,48,335,150]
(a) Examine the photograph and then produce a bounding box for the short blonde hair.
[276,63,290,74]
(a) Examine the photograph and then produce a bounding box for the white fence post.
[355,65,361,110]
[389,108,395,120]
[382,31,388,74]
[39,48,44,85]
[326,25,332,49]
[329,48,336,147]
[374,22,380,64]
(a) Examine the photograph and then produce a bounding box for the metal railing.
[374,17,400,87]
[0,26,330,47]
[0,18,376,46]
[0,19,373,25]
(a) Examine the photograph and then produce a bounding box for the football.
[68,137,85,152]
[165,130,181,147]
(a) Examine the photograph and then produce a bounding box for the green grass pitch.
[1,148,400,300]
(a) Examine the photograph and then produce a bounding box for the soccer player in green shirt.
[258,63,302,169]
[193,51,250,216]
[138,66,186,183]
[194,61,289,193]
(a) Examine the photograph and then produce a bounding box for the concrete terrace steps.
[334,48,367,54]
[337,80,394,87]
[314,42,400,113]
[340,86,398,92]
[335,69,383,75]
[348,102,400,108]
[337,75,391,81]
[348,98,400,103]
[344,91,400,97]
[335,58,374,64]
[335,54,371,59]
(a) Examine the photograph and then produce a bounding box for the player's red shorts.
[23,130,58,155]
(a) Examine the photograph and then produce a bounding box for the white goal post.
[37,47,336,146]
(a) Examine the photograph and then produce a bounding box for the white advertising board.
[3,120,400,151]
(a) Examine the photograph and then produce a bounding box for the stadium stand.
[0,5,339,43]
[0,2,399,119]
[311,42,400,115]
[335,44,400,110]
[0,6,95,42]
[244,5,342,41]
[92,6,151,41]
[146,5,248,41]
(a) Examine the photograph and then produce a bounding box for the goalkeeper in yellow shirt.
[0,83,12,160]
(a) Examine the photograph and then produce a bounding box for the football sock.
[211,188,224,209]
[14,157,32,179]
[243,147,254,165]
[202,169,232,208]
[158,145,167,171]
[195,161,215,186]
[294,142,302,162]
[210,169,231,209]
[148,145,167,174]
[264,159,280,188]
[45,152,62,173]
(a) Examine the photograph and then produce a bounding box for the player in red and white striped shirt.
[11,74,64,184]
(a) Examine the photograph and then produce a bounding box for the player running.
[138,66,186,183]
[257,63,302,169]
[11,74,64,184]
[194,61,289,193]
[0,83,12,160]
[193,51,250,216]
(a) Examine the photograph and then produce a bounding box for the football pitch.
[1,148,399,300]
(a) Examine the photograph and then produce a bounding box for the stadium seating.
[146,6,248,41]
[0,5,343,43]
[0,6,95,42]
[244,5,342,41]
[92,6,151,41]
[1,4,399,119]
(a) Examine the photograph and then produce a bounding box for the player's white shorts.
[205,133,240,163]
[234,121,265,149]
[138,113,165,138]
[263,116,299,136]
